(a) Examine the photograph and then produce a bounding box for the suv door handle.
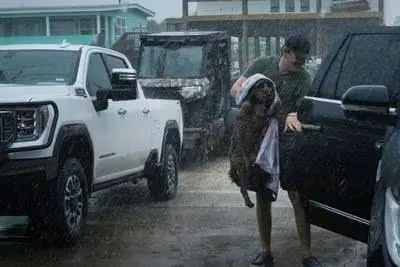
[142,107,151,114]
[118,108,127,115]
[301,124,321,131]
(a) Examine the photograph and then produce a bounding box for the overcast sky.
[134,0,187,21]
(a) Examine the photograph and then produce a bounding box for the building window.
[50,16,103,36]
[50,17,77,35]
[114,17,127,40]
[0,18,46,37]
[285,0,295,12]
[79,17,96,35]
[270,0,280,12]
[301,0,310,12]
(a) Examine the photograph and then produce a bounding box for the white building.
[194,0,380,16]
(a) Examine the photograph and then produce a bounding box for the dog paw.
[245,201,255,208]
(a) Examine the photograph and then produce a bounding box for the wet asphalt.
[0,157,366,267]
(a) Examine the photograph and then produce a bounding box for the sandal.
[251,251,274,266]
[302,256,323,267]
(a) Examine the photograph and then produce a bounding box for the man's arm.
[284,77,312,132]
[229,56,269,97]
[290,77,312,113]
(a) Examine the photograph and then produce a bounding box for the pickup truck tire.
[148,143,178,201]
[367,179,389,266]
[30,158,89,246]
[53,158,89,245]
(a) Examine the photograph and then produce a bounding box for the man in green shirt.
[230,36,322,267]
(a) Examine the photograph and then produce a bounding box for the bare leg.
[251,192,274,266]
[256,192,272,252]
[288,190,312,258]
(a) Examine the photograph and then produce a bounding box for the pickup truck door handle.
[301,124,322,131]
[142,107,151,114]
[118,108,127,115]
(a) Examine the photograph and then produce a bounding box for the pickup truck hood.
[0,84,71,102]
[138,78,210,99]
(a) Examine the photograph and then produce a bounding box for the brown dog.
[228,79,275,208]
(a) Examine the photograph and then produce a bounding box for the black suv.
[294,26,400,266]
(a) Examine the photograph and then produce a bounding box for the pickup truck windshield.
[139,45,203,78]
[0,50,79,85]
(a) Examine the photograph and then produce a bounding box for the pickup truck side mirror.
[92,88,137,112]
[341,85,396,125]
[92,90,111,112]
[92,68,138,112]
[111,68,137,92]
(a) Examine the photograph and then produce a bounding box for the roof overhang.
[0,3,155,17]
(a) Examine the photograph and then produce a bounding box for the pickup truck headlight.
[384,187,400,266]
[15,105,50,142]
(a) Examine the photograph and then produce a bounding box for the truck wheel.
[29,158,89,245]
[148,143,179,201]
[53,158,88,245]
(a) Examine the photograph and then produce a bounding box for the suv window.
[336,34,400,102]
[316,37,350,99]
[103,54,128,75]
[86,53,112,96]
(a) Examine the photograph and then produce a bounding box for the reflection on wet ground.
[0,158,366,267]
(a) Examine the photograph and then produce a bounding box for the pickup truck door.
[85,52,131,181]
[294,33,400,242]
[102,53,152,170]
[126,97,153,169]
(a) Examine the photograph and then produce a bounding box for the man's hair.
[284,35,311,66]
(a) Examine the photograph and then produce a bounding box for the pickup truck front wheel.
[30,158,88,245]
[148,143,178,201]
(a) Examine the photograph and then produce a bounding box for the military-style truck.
[133,31,235,162]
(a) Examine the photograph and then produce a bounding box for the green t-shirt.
[242,56,312,133]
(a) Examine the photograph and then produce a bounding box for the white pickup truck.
[0,43,183,245]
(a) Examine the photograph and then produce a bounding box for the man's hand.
[284,113,302,133]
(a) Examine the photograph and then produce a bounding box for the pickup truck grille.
[0,111,16,145]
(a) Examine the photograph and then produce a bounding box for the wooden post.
[241,21,248,70]
[275,37,281,56]
[182,0,189,17]
[378,0,384,12]
[316,0,322,13]
[238,36,243,72]
[242,0,248,15]
[241,0,249,69]
[265,36,271,56]
[45,16,50,36]
[182,0,189,31]
[254,35,260,59]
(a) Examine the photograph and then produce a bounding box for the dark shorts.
[279,133,298,191]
